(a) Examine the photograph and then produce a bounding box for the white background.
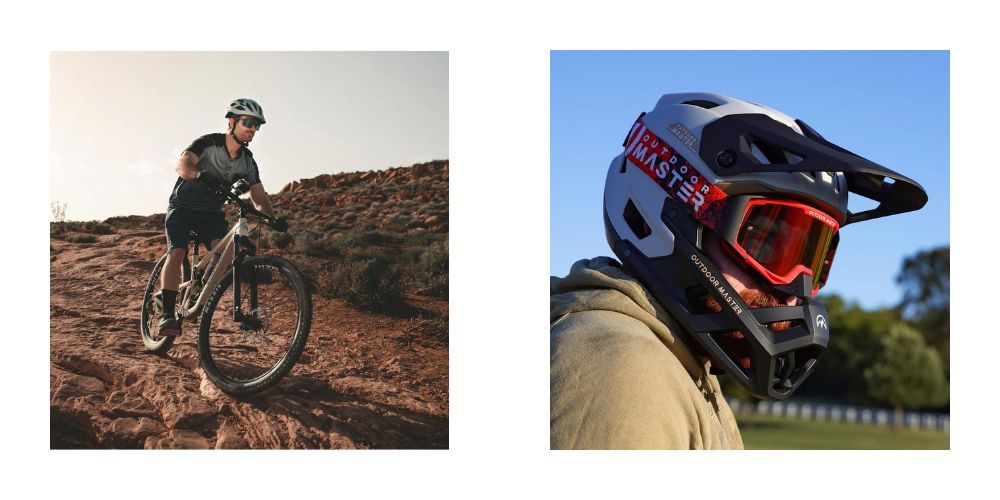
[3,0,988,498]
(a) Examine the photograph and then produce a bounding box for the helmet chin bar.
[606,197,829,401]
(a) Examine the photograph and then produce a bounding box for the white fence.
[727,398,949,432]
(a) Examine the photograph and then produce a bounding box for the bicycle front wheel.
[198,255,312,395]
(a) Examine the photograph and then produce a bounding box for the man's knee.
[165,247,188,263]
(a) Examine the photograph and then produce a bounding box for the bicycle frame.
[176,214,254,321]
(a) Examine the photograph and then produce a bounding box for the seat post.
[188,230,200,266]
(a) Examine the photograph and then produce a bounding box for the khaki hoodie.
[550,257,744,450]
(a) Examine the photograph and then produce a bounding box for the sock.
[161,289,178,318]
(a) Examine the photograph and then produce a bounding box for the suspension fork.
[231,217,259,323]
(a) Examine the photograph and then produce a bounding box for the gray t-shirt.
[167,133,262,212]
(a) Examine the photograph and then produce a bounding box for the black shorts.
[164,208,229,252]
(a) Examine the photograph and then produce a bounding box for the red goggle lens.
[734,200,840,294]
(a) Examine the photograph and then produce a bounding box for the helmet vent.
[749,137,805,165]
[682,99,720,109]
[623,199,651,239]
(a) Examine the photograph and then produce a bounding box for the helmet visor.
[732,199,840,295]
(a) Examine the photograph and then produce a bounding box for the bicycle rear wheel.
[198,255,312,395]
[140,252,191,354]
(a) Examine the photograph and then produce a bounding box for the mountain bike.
[139,178,312,396]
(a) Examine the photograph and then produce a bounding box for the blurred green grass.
[736,414,950,450]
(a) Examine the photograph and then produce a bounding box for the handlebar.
[199,176,288,232]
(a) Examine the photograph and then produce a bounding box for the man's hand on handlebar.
[271,216,288,233]
[196,170,225,191]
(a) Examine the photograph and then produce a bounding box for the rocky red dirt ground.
[50,161,448,449]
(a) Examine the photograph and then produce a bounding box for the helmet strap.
[229,117,249,148]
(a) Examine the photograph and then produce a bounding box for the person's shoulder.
[187,133,225,152]
[550,309,701,449]
[552,309,675,368]
[198,133,226,146]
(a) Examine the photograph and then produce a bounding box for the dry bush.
[321,253,404,310]
[411,240,448,297]
[65,233,98,244]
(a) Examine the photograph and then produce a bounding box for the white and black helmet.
[225,98,266,123]
[603,92,927,400]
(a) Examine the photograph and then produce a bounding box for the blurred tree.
[863,323,949,427]
[796,294,902,404]
[896,246,950,372]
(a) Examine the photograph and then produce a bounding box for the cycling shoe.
[158,316,182,337]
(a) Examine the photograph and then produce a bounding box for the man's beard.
[690,288,794,371]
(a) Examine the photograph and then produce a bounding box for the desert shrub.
[411,240,448,297]
[51,201,67,222]
[285,256,319,294]
[89,223,115,235]
[405,231,446,248]
[327,230,401,255]
[258,229,294,249]
[291,231,339,258]
[65,233,97,244]
[50,220,116,238]
[411,315,448,346]
[383,214,409,232]
[321,253,403,309]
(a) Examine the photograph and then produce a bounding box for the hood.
[551,256,707,381]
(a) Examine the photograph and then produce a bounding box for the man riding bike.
[157,98,283,337]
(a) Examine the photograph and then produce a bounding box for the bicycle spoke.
[203,263,303,383]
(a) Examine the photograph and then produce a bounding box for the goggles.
[240,116,264,130]
[722,198,839,296]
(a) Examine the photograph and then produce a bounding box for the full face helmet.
[603,93,927,400]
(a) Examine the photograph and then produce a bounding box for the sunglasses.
[239,117,263,129]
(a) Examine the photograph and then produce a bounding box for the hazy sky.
[551,51,949,309]
[50,52,448,221]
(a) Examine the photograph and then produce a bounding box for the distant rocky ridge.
[273,159,448,235]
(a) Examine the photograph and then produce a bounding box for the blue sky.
[551,51,950,309]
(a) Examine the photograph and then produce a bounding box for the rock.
[51,372,107,402]
[103,417,167,448]
[379,357,403,376]
[328,433,360,449]
[215,426,248,449]
[105,390,159,418]
[145,430,212,449]
[411,163,430,178]
[314,174,331,189]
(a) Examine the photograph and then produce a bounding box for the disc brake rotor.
[240,306,272,342]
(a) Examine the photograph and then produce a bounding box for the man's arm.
[176,151,201,181]
[248,183,275,216]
